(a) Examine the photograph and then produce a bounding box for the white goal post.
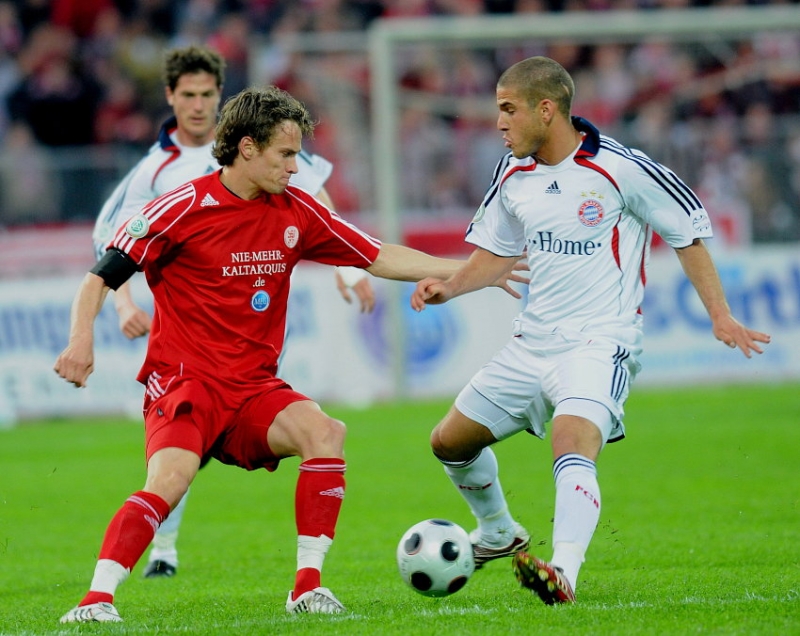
[367,5,800,396]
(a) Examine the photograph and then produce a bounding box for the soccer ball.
[396,518,475,597]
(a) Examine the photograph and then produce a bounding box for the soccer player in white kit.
[92,46,374,579]
[411,56,770,605]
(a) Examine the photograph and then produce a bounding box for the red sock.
[295,458,346,538]
[294,567,320,596]
[81,591,114,606]
[78,491,169,607]
[98,491,170,570]
[293,458,345,597]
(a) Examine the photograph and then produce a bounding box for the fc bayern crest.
[577,200,604,227]
[284,226,299,248]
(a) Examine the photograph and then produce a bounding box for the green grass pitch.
[0,383,798,635]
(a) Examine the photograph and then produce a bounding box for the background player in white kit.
[93,46,374,579]
[411,56,770,605]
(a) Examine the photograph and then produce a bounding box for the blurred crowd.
[0,0,799,244]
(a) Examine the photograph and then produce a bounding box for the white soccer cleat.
[59,601,122,623]
[285,586,345,614]
[470,521,531,569]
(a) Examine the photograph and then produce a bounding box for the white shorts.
[455,329,641,444]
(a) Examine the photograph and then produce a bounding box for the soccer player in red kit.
[54,85,526,623]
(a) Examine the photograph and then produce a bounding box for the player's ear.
[540,99,555,123]
[165,86,174,107]
[239,136,255,160]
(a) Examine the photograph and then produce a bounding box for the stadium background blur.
[1,1,799,245]
[0,0,798,423]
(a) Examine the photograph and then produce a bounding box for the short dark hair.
[213,87,315,166]
[163,46,226,91]
[498,56,574,118]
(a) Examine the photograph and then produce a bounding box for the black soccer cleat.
[142,559,177,578]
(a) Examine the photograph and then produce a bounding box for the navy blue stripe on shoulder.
[482,153,512,208]
[598,138,702,216]
[572,116,600,155]
[157,117,179,151]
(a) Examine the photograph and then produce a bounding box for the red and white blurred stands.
[0,223,95,279]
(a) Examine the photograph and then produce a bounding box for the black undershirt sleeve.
[90,248,140,291]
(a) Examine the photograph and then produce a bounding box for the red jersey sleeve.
[110,182,198,267]
[286,187,381,266]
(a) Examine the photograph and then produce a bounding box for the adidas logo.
[200,192,219,207]
[545,180,561,194]
[320,487,345,499]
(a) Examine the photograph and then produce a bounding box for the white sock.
[89,559,130,596]
[297,534,333,571]
[441,447,515,544]
[551,453,601,589]
[148,489,189,565]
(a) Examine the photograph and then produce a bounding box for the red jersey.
[110,170,381,392]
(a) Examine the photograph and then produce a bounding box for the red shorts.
[142,370,311,471]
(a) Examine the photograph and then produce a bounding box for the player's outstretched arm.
[113,279,152,339]
[53,273,110,388]
[410,248,523,311]
[367,244,523,297]
[366,243,461,283]
[675,239,771,358]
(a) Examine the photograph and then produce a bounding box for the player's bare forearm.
[675,240,730,320]
[411,248,521,311]
[370,244,522,288]
[69,273,109,343]
[367,243,463,282]
[53,272,110,387]
[450,248,521,296]
[675,239,771,357]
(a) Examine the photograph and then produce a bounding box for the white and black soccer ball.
[396,518,475,597]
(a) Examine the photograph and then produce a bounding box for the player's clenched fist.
[54,343,94,388]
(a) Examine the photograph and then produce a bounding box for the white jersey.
[93,117,333,259]
[467,117,712,348]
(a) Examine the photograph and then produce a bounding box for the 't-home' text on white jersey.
[466,117,712,346]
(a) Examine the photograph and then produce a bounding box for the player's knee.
[327,416,347,448]
[144,471,192,509]
[306,415,346,457]
[430,425,469,463]
[551,415,603,460]
[144,448,199,506]
[430,425,447,457]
